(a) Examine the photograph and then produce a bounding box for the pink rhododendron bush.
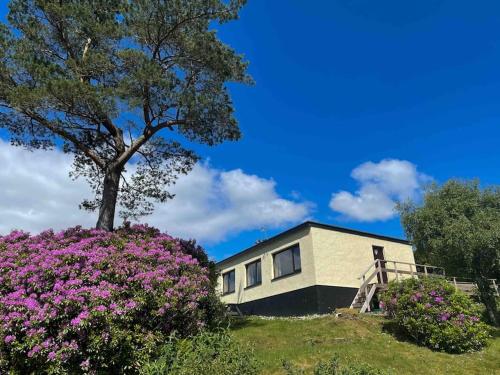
[380,277,490,353]
[0,225,215,373]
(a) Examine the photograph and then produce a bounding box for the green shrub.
[282,354,390,375]
[380,277,490,353]
[0,225,219,374]
[140,330,260,375]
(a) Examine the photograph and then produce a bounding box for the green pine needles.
[0,0,251,231]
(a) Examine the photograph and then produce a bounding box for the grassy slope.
[230,310,500,375]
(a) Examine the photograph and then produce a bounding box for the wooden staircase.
[350,259,499,313]
[350,259,445,313]
[351,283,387,313]
[226,303,244,317]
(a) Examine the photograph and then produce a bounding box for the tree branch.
[115,119,186,167]
[25,111,106,169]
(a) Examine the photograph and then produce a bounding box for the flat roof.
[216,221,410,267]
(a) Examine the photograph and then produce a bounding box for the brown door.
[372,246,388,284]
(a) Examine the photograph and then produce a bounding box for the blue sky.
[0,1,499,260]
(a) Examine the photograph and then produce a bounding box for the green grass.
[230,309,500,375]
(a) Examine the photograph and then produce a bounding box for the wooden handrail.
[353,260,499,312]
[358,259,380,280]
[357,259,497,297]
[357,259,445,280]
[358,267,380,293]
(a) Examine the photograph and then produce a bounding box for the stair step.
[350,282,388,312]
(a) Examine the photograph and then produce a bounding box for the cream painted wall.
[216,226,316,304]
[310,227,415,288]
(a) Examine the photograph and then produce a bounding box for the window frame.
[245,259,262,289]
[272,244,302,280]
[222,269,235,295]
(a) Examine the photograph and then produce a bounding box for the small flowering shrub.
[380,277,490,353]
[0,225,213,373]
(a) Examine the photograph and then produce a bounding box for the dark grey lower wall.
[233,285,358,316]
[316,285,359,314]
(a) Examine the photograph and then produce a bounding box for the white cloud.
[147,165,313,243]
[329,159,431,221]
[0,140,311,242]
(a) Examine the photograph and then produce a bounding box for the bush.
[380,277,490,353]
[282,354,390,375]
[140,330,260,375]
[0,225,215,373]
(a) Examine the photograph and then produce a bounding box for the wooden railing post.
[453,277,457,291]
[424,265,428,277]
[394,261,399,282]
[362,274,366,296]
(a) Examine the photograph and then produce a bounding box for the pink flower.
[27,345,41,358]
[4,335,15,344]
[80,358,90,370]
[47,351,57,361]
[0,225,211,370]
[439,312,451,321]
[125,300,137,309]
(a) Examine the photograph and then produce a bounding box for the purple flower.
[410,292,422,302]
[4,335,15,344]
[27,345,41,358]
[70,317,81,326]
[47,351,57,361]
[24,298,39,310]
[80,358,90,371]
[439,312,451,321]
[0,225,211,369]
[434,296,444,303]
[125,300,137,309]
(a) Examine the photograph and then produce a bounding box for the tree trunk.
[96,166,122,231]
[475,276,498,326]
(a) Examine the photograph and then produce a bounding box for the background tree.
[0,0,251,231]
[398,180,500,325]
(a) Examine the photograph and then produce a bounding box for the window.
[222,270,235,294]
[246,259,262,288]
[273,245,301,279]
